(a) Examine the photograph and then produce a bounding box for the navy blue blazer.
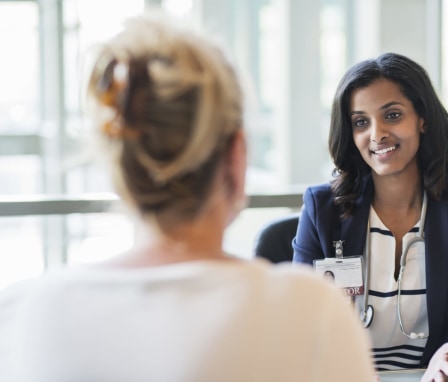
[292,178,448,367]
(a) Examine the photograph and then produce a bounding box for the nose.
[370,120,388,143]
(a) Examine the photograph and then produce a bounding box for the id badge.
[314,257,364,296]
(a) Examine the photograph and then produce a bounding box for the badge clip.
[333,240,344,259]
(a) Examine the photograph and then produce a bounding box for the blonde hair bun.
[87,11,243,219]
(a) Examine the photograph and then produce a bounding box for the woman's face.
[350,79,425,180]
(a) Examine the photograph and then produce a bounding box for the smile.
[371,145,398,155]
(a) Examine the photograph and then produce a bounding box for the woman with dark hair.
[293,52,448,380]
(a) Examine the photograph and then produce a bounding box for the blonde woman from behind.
[0,11,374,382]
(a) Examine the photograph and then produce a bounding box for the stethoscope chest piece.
[360,305,374,329]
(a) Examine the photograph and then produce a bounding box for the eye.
[385,111,401,120]
[352,118,368,128]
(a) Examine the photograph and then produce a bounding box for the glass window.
[62,0,146,193]
[67,213,134,265]
[3,0,442,289]
[0,1,39,134]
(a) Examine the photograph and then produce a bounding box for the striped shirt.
[354,206,428,371]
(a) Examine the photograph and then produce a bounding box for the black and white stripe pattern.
[373,344,425,371]
[354,207,428,371]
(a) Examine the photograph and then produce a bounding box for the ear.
[228,129,247,204]
[224,129,247,224]
[419,118,426,133]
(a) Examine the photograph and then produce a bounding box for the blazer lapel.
[339,178,373,257]
[421,198,448,365]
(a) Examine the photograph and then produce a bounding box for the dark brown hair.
[329,52,448,217]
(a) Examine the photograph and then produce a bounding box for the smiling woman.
[292,52,448,380]
[350,78,424,180]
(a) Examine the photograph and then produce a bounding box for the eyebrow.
[350,101,405,116]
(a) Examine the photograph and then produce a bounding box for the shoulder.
[303,183,335,207]
[425,196,448,228]
[249,260,374,379]
[0,267,97,317]
[424,197,448,247]
[304,178,373,213]
[301,183,337,219]
[0,279,37,326]
[248,259,345,304]
[0,278,37,304]
[257,261,367,334]
[0,278,41,325]
[0,278,40,376]
[304,182,333,199]
[427,196,448,210]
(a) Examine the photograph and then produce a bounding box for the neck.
[98,193,235,269]
[372,172,422,211]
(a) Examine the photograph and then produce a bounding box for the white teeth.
[373,146,396,155]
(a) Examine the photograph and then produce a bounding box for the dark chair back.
[254,214,299,263]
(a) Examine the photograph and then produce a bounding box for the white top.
[0,258,374,382]
[355,207,428,371]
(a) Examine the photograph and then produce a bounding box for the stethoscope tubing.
[361,191,428,339]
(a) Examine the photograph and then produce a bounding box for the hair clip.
[97,61,129,107]
[101,120,141,140]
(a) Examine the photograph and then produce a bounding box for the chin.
[371,167,405,177]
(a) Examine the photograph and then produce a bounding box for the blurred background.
[0,0,446,288]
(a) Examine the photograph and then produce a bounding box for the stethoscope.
[359,191,429,340]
